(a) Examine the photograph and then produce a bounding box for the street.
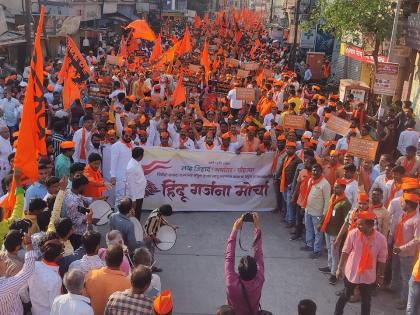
[151,211,404,315]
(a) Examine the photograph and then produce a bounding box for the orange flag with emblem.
[59,36,92,110]
[150,34,162,63]
[172,75,186,107]
[1,6,46,218]
[201,40,211,83]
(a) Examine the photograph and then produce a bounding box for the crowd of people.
[0,8,419,315]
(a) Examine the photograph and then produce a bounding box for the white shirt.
[397,129,419,155]
[50,293,94,315]
[125,158,147,200]
[0,97,20,126]
[28,261,61,315]
[110,141,132,181]
[344,179,359,209]
[370,174,389,204]
[0,135,12,163]
[227,89,243,109]
[173,137,195,150]
[304,68,312,81]
[263,113,281,127]
[101,144,112,181]
[72,127,91,163]
[320,123,336,141]
[273,90,284,111]
[335,137,349,152]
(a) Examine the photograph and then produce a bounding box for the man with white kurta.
[110,128,134,207]
[126,147,147,221]
[72,115,94,164]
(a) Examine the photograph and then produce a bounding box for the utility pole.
[288,0,300,70]
[24,0,32,59]
[269,0,274,23]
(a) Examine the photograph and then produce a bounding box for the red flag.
[194,14,201,29]
[150,34,162,63]
[118,35,128,58]
[126,19,156,41]
[172,75,186,107]
[177,27,192,56]
[1,6,46,218]
[200,40,211,83]
[59,36,92,110]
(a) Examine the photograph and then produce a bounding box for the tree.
[306,0,394,66]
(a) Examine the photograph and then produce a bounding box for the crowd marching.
[0,5,419,315]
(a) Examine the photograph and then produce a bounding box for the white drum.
[130,217,144,242]
[155,225,177,251]
[90,200,112,226]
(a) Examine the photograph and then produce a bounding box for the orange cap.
[60,141,75,149]
[107,130,116,136]
[330,150,338,156]
[401,177,419,190]
[277,134,286,141]
[335,178,347,186]
[358,192,369,202]
[247,126,256,132]
[12,131,19,138]
[85,103,93,109]
[358,211,377,220]
[263,131,271,139]
[222,106,229,113]
[47,84,54,92]
[286,141,296,147]
[245,116,253,123]
[403,192,420,203]
[160,131,169,138]
[221,132,231,140]
[324,113,332,118]
[123,128,133,135]
[139,115,147,124]
[153,290,173,315]
[138,130,148,136]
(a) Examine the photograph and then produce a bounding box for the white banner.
[141,148,276,212]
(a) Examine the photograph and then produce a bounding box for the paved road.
[149,211,404,315]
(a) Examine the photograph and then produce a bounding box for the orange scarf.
[386,181,401,208]
[321,193,346,232]
[394,210,417,247]
[302,175,324,208]
[402,157,416,175]
[348,209,369,231]
[358,230,376,274]
[280,155,295,193]
[80,128,86,160]
[272,149,285,173]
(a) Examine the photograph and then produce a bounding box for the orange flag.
[172,76,186,107]
[127,34,138,54]
[126,19,156,41]
[256,71,264,87]
[150,34,162,63]
[194,14,201,29]
[235,31,242,44]
[201,40,211,83]
[1,6,46,218]
[212,57,220,72]
[177,27,192,56]
[118,35,128,58]
[204,12,210,26]
[59,36,92,110]
[158,41,181,65]
[250,38,260,59]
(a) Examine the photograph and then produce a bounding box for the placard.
[347,137,378,161]
[106,55,120,65]
[242,63,259,71]
[188,64,201,73]
[325,115,352,136]
[237,69,250,78]
[89,82,113,99]
[283,115,305,130]
[183,75,200,88]
[209,80,231,95]
[236,88,255,102]
[373,62,399,96]
[227,58,240,67]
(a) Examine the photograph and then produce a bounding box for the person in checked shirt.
[105,265,154,315]
[0,234,35,315]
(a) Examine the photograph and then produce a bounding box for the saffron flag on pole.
[150,34,162,63]
[194,14,201,29]
[177,27,192,56]
[58,36,92,110]
[1,6,46,218]
[126,19,156,41]
[172,75,186,107]
[200,40,211,83]
[118,35,128,58]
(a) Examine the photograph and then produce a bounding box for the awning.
[0,31,26,47]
